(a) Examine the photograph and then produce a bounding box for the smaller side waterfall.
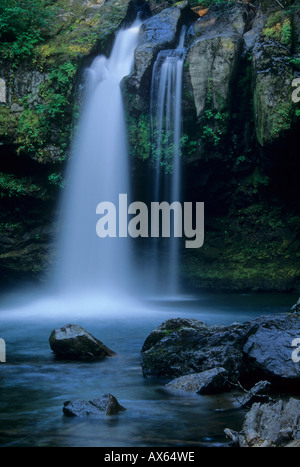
[150,27,187,295]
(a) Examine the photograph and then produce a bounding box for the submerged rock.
[226,397,300,447]
[164,367,229,395]
[49,324,115,359]
[63,394,126,417]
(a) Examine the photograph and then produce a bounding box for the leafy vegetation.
[199,78,227,147]
[262,11,292,46]
[15,61,77,161]
[0,172,45,199]
[0,0,53,61]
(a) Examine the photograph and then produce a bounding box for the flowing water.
[149,28,186,296]
[0,291,296,447]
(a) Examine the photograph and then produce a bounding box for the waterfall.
[150,26,186,295]
[54,23,141,298]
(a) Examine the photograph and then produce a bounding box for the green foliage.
[180,134,199,157]
[127,114,151,161]
[16,61,77,160]
[289,57,300,68]
[280,18,292,46]
[151,128,181,174]
[262,12,292,47]
[0,0,53,61]
[0,172,43,199]
[0,106,18,140]
[199,78,226,147]
[48,172,65,188]
[17,108,46,158]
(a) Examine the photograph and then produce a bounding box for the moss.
[0,0,133,164]
[33,0,132,68]
[269,100,293,140]
[254,79,293,145]
[262,11,292,47]
[182,201,300,292]
[0,105,18,140]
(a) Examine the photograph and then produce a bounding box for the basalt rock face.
[124,1,300,293]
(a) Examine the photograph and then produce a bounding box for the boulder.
[164,367,229,395]
[243,314,300,382]
[226,397,300,447]
[141,313,300,390]
[141,317,248,378]
[63,394,126,417]
[49,324,115,359]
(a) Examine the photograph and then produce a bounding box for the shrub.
[0,0,52,61]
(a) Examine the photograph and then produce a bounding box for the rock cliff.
[0,0,299,292]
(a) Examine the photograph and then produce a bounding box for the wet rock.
[141,313,300,389]
[164,367,229,395]
[141,317,248,378]
[227,397,300,447]
[63,394,126,417]
[49,324,115,359]
[124,2,197,110]
[243,314,300,382]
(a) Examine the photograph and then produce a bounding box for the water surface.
[0,291,296,447]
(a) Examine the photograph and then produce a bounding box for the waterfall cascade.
[54,23,141,298]
[149,27,187,295]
